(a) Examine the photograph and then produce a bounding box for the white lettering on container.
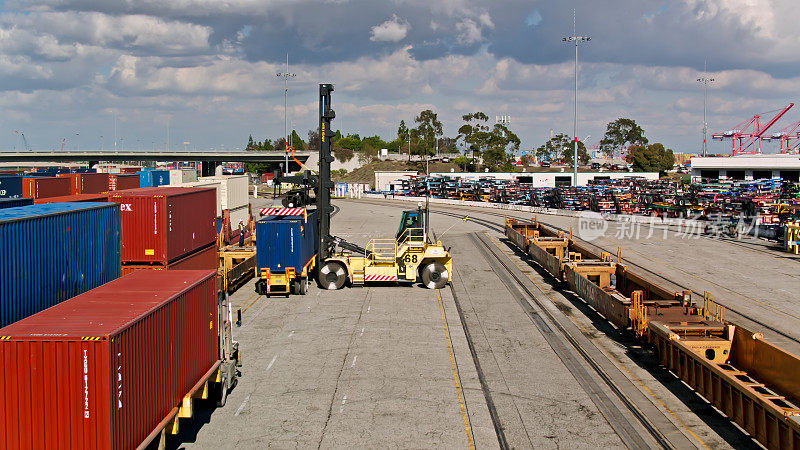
[83,349,90,419]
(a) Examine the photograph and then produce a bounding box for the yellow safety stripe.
[81,337,102,341]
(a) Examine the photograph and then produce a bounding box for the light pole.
[563,11,590,187]
[697,71,714,157]
[276,54,296,175]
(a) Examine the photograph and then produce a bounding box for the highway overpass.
[0,150,312,176]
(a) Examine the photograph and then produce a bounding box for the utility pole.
[563,10,590,187]
[277,54,296,176]
[113,112,117,152]
[697,61,714,157]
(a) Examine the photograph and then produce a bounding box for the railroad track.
[464,231,694,449]
[424,205,800,348]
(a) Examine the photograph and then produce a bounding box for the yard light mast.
[563,10,590,187]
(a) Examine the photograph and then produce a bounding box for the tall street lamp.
[276,54,296,176]
[563,12,590,187]
[697,73,714,157]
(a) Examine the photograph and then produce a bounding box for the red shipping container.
[121,243,217,275]
[0,270,218,450]
[22,176,70,199]
[109,187,216,264]
[120,167,141,174]
[33,193,109,204]
[108,174,139,191]
[58,173,110,194]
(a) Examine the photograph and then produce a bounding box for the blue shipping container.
[138,170,170,187]
[0,202,121,327]
[256,209,318,273]
[0,198,33,209]
[0,176,23,198]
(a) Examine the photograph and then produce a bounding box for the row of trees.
[244,114,673,175]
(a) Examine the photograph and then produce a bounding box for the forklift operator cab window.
[397,211,423,240]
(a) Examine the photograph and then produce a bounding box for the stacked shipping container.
[22,177,71,199]
[57,173,110,194]
[108,174,139,191]
[0,175,23,198]
[0,270,218,450]
[33,193,109,204]
[109,187,217,273]
[0,198,33,209]
[138,170,170,188]
[0,202,121,327]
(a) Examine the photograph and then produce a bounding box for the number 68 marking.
[403,254,418,264]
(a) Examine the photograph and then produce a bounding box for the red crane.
[762,118,800,154]
[712,103,794,155]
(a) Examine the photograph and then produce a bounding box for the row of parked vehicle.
[394,175,800,228]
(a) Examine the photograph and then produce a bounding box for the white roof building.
[690,154,800,182]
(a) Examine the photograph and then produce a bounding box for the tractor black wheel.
[421,262,449,289]
[318,262,347,290]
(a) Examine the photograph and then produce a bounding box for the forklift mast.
[317,84,336,268]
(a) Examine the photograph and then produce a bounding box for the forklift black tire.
[298,277,309,295]
[217,376,228,407]
[318,262,347,290]
[421,262,448,289]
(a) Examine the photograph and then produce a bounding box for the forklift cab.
[397,207,425,241]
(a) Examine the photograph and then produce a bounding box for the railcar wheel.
[421,262,449,289]
[318,262,347,290]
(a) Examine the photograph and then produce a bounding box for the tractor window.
[397,211,422,239]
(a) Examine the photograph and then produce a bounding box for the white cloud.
[370,15,410,42]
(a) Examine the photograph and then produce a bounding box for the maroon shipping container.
[121,243,217,275]
[120,167,141,174]
[0,270,218,450]
[109,187,216,264]
[22,177,71,199]
[58,173,110,194]
[33,193,109,204]
[260,173,274,183]
[108,174,139,191]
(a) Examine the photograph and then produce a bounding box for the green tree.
[413,109,443,159]
[457,112,520,171]
[307,129,320,153]
[336,135,361,150]
[246,135,257,151]
[599,118,648,157]
[289,130,306,150]
[628,143,674,175]
[362,135,388,151]
[560,140,590,166]
[397,120,411,160]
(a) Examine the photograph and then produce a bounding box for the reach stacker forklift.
[314,84,452,290]
[255,84,452,293]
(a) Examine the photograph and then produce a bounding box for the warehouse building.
[690,154,800,182]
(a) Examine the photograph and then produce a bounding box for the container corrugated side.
[177,180,222,217]
[0,202,121,327]
[0,176,23,198]
[0,270,217,450]
[121,243,217,275]
[256,209,318,272]
[108,174,139,191]
[22,177,71,199]
[33,193,109,204]
[57,173,110,194]
[109,187,216,264]
[0,197,33,209]
[199,175,249,210]
[169,169,198,185]
[138,170,170,188]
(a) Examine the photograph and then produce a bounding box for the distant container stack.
[138,170,170,188]
[177,180,223,217]
[0,202,121,327]
[0,270,218,450]
[57,172,110,194]
[108,173,140,191]
[109,187,217,273]
[22,176,71,199]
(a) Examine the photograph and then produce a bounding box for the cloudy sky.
[1,0,798,154]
